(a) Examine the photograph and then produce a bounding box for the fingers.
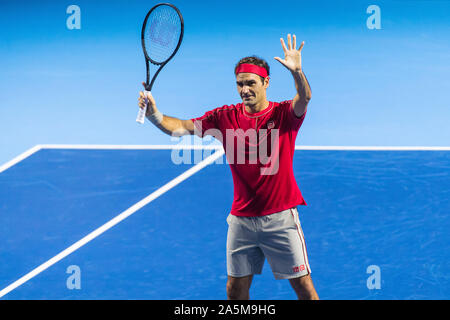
[274,56,288,68]
[138,91,146,108]
[298,40,304,52]
[138,87,151,109]
[139,83,157,114]
[280,34,305,51]
[146,91,155,103]
[280,37,288,54]
[281,34,293,52]
[138,94,146,109]
[139,82,146,108]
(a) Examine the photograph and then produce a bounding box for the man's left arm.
[291,70,311,117]
[274,34,311,117]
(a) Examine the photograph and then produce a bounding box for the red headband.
[235,63,269,78]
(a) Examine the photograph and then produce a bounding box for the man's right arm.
[138,90,195,137]
[155,114,195,137]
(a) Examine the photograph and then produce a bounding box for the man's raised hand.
[274,34,304,73]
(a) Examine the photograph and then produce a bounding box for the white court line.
[0,148,225,298]
[38,143,450,151]
[38,144,223,150]
[0,145,42,174]
[295,145,450,151]
[0,144,222,174]
[2,144,448,174]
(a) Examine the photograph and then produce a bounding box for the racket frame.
[141,2,184,92]
[137,3,184,124]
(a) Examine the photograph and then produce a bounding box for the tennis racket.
[136,3,184,124]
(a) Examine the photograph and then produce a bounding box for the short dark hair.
[234,56,270,84]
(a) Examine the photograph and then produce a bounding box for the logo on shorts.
[293,265,305,273]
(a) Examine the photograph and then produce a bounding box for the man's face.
[236,73,268,107]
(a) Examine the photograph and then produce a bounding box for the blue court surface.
[0,145,449,300]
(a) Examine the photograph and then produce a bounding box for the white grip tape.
[136,90,151,124]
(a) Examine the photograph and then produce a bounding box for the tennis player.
[138,34,319,300]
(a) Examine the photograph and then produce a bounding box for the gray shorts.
[226,207,311,280]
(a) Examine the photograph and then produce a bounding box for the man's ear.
[264,76,270,88]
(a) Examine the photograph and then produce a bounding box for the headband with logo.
[235,63,269,78]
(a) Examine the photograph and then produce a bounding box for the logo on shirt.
[267,120,275,129]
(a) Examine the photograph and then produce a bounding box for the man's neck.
[245,99,270,114]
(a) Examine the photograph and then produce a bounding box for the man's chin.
[242,99,256,107]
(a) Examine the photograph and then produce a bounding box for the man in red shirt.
[138,34,319,300]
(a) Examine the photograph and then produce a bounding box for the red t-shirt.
[191,100,307,217]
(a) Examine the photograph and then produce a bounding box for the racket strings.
[144,6,182,64]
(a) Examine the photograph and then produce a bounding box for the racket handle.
[136,106,146,124]
[136,90,151,124]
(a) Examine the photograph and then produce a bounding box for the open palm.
[274,34,304,73]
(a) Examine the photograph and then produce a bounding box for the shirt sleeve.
[190,109,218,137]
[281,100,307,132]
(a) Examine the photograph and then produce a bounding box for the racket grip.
[136,90,151,124]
